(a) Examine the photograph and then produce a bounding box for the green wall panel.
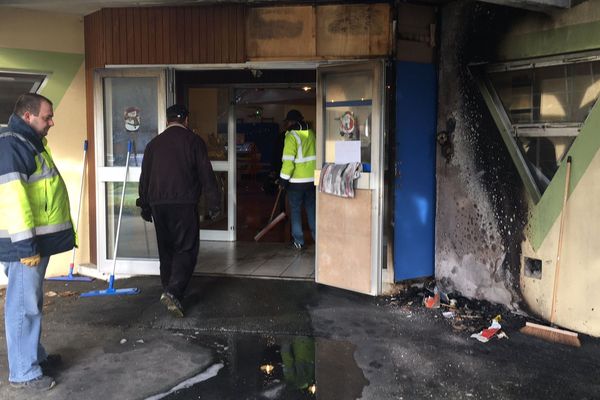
[498,20,600,61]
[528,100,600,250]
[0,47,84,109]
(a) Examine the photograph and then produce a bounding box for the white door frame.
[94,68,166,275]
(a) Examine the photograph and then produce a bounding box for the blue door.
[394,61,437,280]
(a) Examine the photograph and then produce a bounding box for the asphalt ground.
[0,276,598,399]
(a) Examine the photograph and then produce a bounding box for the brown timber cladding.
[84,5,246,67]
[246,4,392,60]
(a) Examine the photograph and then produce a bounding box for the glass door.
[187,86,236,241]
[95,69,166,275]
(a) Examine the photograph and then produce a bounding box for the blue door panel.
[394,62,437,281]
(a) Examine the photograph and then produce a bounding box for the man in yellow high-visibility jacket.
[279,110,316,250]
[0,93,74,391]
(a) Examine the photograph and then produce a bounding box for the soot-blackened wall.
[435,1,529,308]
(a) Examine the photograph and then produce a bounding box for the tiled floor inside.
[194,241,315,280]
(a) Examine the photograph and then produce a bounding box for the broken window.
[486,57,600,194]
[0,72,47,126]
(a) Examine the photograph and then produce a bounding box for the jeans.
[287,187,316,246]
[2,256,50,382]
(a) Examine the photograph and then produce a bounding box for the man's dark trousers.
[151,203,199,301]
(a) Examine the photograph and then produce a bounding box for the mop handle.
[110,141,132,277]
[71,140,88,266]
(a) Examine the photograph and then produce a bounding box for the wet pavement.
[0,276,599,399]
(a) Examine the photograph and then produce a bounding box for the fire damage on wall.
[435,1,535,310]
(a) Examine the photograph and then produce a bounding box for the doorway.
[177,69,317,279]
[92,62,386,290]
[178,69,316,243]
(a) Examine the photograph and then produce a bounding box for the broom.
[254,187,286,241]
[521,156,581,347]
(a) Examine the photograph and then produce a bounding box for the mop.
[81,141,140,297]
[48,140,93,281]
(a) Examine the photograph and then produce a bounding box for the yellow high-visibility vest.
[0,131,74,260]
[280,128,316,183]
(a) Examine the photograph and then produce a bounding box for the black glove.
[136,198,153,222]
[141,207,153,223]
[208,207,221,221]
[277,179,289,191]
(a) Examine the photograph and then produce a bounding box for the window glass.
[323,71,373,165]
[489,61,600,125]
[188,87,229,161]
[198,171,228,230]
[487,60,600,194]
[0,72,46,125]
[103,77,159,166]
[106,182,159,259]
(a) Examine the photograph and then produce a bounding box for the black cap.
[284,109,303,122]
[166,104,189,120]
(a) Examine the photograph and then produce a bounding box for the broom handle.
[110,141,132,277]
[269,187,283,222]
[550,156,571,324]
[70,140,88,266]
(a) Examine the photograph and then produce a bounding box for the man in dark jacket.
[0,93,75,391]
[138,104,220,317]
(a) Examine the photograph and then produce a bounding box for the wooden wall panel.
[246,4,391,60]
[316,4,391,57]
[85,5,246,68]
[246,6,316,59]
[317,190,372,294]
[396,4,436,63]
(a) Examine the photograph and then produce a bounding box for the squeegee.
[81,141,140,297]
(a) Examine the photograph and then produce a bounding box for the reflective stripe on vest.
[0,131,73,244]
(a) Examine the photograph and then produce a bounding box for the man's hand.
[20,254,41,267]
[141,207,153,223]
[208,207,221,221]
[277,179,289,191]
[137,197,153,222]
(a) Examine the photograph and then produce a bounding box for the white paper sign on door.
[334,140,361,164]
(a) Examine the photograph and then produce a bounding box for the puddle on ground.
[155,333,368,400]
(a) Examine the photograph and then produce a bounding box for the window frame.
[0,70,48,127]
[473,50,600,203]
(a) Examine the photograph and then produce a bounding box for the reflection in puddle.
[162,333,367,400]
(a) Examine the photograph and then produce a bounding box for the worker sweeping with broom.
[137,104,221,318]
[278,110,317,251]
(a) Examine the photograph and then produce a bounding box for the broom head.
[521,321,581,347]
